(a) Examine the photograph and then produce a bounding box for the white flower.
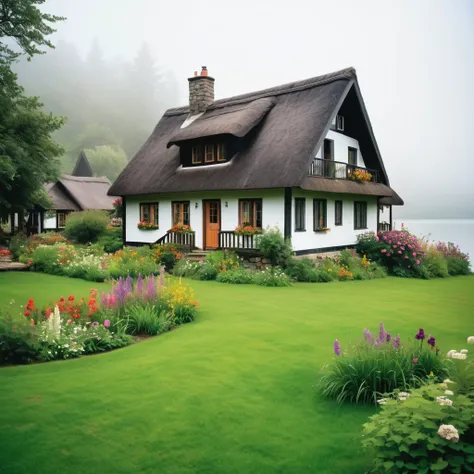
[444,390,454,396]
[436,396,453,406]
[460,349,468,354]
[452,352,467,360]
[377,398,387,405]
[443,378,454,384]
[437,424,459,442]
[446,350,457,358]
[468,336,474,344]
[398,392,410,400]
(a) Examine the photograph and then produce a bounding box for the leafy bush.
[173,258,201,278]
[216,267,255,284]
[161,282,198,324]
[198,262,218,280]
[256,227,293,267]
[0,308,39,364]
[63,254,109,282]
[285,258,320,282]
[317,323,448,404]
[30,245,61,274]
[152,244,183,271]
[424,246,449,278]
[98,227,123,253]
[362,381,474,473]
[254,268,292,287]
[108,247,159,278]
[355,232,383,263]
[8,233,28,260]
[205,251,240,272]
[82,327,132,354]
[436,241,471,276]
[64,210,109,244]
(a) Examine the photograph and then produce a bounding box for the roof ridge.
[61,174,111,183]
[165,67,356,116]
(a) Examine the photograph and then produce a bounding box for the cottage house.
[108,67,403,254]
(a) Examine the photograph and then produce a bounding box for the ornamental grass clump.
[317,323,448,404]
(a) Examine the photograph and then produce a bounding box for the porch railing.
[309,158,379,183]
[378,222,392,232]
[155,231,195,252]
[219,231,259,250]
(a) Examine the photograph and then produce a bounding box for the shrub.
[205,250,240,272]
[8,233,28,260]
[198,262,218,280]
[161,282,198,324]
[82,327,132,354]
[63,254,109,282]
[254,268,292,287]
[216,267,255,284]
[64,210,109,244]
[98,227,123,253]
[355,231,383,263]
[285,258,319,282]
[362,381,474,473]
[109,247,159,278]
[30,245,61,274]
[424,246,449,278]
[151,244,183,272]
[446,256,471,276]
[0,308,39,364]
[173,258,202,278]
[317,323,448,404]
[255,227,293,267]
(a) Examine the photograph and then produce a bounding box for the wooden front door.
[204,200,220,249]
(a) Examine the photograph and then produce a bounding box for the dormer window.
[189,143,226,166]
[336,115,344,131]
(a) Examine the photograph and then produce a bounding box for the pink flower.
[398,250,402,254]
[415,260,420,265]
[413,358,418,364]
[386,253,391,257]
[413,252,416,257]
[375,236,379,241]
[408,265,411,268]
[67,319,72,324]
[397,242,401,246]
[393,245,397,249]
[104,320,111,328]
[381,249,387,253]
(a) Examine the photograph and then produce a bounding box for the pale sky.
[44,0,474,214]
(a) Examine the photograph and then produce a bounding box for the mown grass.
[0,272,473,474]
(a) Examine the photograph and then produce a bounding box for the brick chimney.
[188,66,215,115]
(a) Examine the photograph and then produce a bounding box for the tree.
[0,0,65,221]
[83,145,128,182]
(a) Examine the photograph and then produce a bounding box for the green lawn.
[0,272,473,474]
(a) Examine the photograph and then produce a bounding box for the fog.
[21,0,474,217]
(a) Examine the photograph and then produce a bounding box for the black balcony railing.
[309,158,379,183]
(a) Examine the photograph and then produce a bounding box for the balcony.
[309,158,380,183]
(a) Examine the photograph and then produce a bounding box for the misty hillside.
[13,40,180,181]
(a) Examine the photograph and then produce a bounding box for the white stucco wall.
[44,217,56,229]
[126,189,285,248]
[291,189,378,252]
[315,129,366,168]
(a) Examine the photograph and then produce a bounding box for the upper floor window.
[239,199,262,228]
[172,201,190,226]
[348,147,358,167]
[336,115,344,131]
[191,143,226,165]
[140,202,159,225]
[323,139,334,161]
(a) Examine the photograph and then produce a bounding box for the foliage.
[254,268,292,287]
[161,282,198,325]
[0,305,39,364]
[63,254,109,282]
[436,242,471,276]
[172,258,202,278]
[362,380,474,473]
[0,8,65,220]
[216,267,256,284]
[83,145,128,182]
[205,250,240,272]
[8,233,28,260]
[64,210,109,244]
[317,323,448,404]
[124,303,166,336]
[97,227,123,253]
[137,220,159,230]
[347,168,372,182]
[285,258,320,282]
[255,227,293,267]
[197,262,218,281]
[113,197,123,218]
[108,247,159,279]
[152,243,183,272]
[424,246,449,278]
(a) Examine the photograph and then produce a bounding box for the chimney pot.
[194,71,198,76]
[201,66,208,76]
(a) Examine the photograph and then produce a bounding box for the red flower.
[59,297,65,302]
[24,310,30,317]
[68,295,74,302]
[412,358,418,364]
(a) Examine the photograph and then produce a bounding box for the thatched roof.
[45,182,81,211]
[109,67,402,204]
[71,151,93,177]
[58,175,115,210]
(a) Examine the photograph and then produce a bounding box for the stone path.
[0,261,29,271]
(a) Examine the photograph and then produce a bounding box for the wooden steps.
[187,250,211,261]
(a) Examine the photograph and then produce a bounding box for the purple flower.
[146,274,156,300]
[104,320,110,328]
[136,273,144,295]
[159,265,165,288]
[386,333,391,342]
[364,328,373,344]
[415,328,425,341]
[113,277,128,305]
[334,339,341,356]
[125,275,133,294]
[392,335,400,349]
[378,322,386,343]
[427,335,436,348]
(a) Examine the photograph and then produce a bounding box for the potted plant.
[235,222,260,236]
[348,169,373,183]
[168,223,193,234]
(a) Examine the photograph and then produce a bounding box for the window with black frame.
[354,201,367,229]
[295,198,306,231]
[335,200,343,226]
[313,199,327,230]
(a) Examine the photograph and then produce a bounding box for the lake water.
[393,219,474,264]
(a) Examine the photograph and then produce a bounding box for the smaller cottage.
[19,152,116,234]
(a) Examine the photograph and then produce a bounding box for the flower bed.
[0,275,198,365]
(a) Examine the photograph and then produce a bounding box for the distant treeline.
[13,39,180,181]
